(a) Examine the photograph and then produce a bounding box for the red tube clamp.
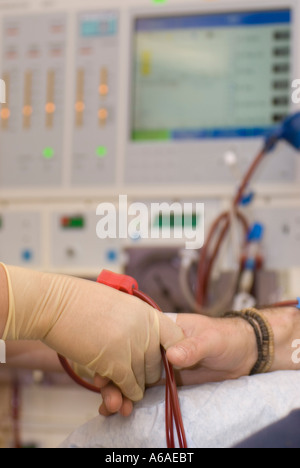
[97,269,138,295]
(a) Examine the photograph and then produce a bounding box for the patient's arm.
[169,307,300,386]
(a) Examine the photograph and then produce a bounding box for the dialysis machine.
[0,0,300,308]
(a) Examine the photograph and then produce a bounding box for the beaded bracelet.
[224,308,275,375]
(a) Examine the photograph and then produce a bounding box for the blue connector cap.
[281,113,300,150]
[265,112,300,153]
[240,191,255,206]
[247,223,264,242]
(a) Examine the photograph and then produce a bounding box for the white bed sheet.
[60,370,300,448]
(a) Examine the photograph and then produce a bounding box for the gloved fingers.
[93,373,110,389]
[144,325,162,385]
[88,345,145,402]
[110,362,144,402]
[131,351,146,397]
[73,362,95,380]
[158,311,185,350]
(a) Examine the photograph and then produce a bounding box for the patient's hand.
[167,313,257,386]
[94,374,134,417]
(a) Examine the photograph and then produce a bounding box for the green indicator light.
[61,216,85,229]
[70,217,85,228]
[96,146,107,158]
[152,0,167,3]
[43,147,54,159]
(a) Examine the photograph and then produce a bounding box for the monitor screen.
[131,9,292,141]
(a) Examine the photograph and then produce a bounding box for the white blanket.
[60,371,300,448]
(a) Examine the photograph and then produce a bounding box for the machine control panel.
[0,14,67,188]
[71,10,119,186]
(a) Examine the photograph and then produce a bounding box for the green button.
[96,146,107,157]
[43,147,54,159]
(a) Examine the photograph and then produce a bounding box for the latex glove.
[1,264,184,401]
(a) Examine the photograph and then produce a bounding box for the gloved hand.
[1,264,184,401]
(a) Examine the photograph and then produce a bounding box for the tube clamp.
[97,269,138,295]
